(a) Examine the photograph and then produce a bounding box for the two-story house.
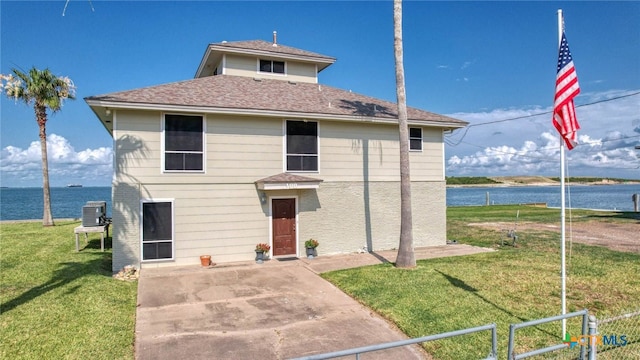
[85,36,468,272]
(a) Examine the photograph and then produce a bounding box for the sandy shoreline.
[447,179,640,188]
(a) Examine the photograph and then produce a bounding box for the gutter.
[84,99,468,129]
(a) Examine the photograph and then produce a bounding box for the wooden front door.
[272,198,296,256]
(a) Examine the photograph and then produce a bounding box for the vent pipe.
[272,31,277,46]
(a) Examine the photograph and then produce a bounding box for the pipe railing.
[290,323,498,360]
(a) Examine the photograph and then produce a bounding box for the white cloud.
[461,60,474,70]
[0,134,113,186]
[445,89,640,179]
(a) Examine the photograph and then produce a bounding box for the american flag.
[553,32,580,150]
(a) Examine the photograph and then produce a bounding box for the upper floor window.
[164,114,204,171]
[286,120,318,172]
[260,59,285,74]
[409,127,422,151]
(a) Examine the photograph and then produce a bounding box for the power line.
[62,0,95,16]
[446,91,640,146]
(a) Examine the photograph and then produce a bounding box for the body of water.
[1,184,639,221]
[0,187,112,221]
[447,184,640,211]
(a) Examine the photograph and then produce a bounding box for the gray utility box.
[82,201,107,227]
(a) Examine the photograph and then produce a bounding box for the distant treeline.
[445,177,501,185]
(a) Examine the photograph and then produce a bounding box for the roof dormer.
[195,32,336,84]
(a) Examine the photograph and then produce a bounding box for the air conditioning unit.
[85,201,106,215]
[82,201,107,227]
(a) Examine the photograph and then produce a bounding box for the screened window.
[164,114,203,171]
[142,201,173,261]
[409,127,423,151]
[286,120,318,171]
[259,59,285,74]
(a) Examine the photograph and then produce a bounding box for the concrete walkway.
[135,244,493,360]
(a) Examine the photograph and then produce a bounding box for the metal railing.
[594,309,640,359]
[507,309,589,359]
[289,323,498,360]
[290,309,637,359]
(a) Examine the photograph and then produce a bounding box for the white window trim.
[112,110,118,184]
[441,130,446,180]
[283,119,320,173]
[409,127,423,152]
[140,198,175,262]
[267,195,299,258]
[221,54,227,75]
[257,58,287,76]
[314,64,319,84]
[161,113,207,173]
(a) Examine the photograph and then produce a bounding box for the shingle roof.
[86,75,467,127]
[210,40,336,62]
[256,173,323,184]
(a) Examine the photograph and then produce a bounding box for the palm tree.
[1,67,75,226]
[393,0,416,268]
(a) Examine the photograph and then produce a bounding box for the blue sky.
[1,1,639,187]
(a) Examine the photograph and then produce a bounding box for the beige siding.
[409,129,445,180]
[112,179,446,271]
[113,109,161,182]
[223,54,256,76]
[111,109,449,270]
[139,183,270,268]
[223,54,317,83]
[317,121,444,182]
[208,115,283,180]
[114,112,284,184]
[115,112,445,184]
[286,62,317,83]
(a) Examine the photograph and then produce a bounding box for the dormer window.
[259,59,285,74]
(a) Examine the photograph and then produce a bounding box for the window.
[286,120,318,171]
[259,59,285,74]
[409,127,422,151]
[164,114,204,171]
[141,201,173,261]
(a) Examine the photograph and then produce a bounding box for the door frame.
[139,198,175,263]
[268,195,299,258]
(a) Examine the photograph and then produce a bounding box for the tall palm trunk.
[36,104,55,226]
[393,0,415,268]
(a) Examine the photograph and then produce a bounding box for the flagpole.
[557,8,567,338]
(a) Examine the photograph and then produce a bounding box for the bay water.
[1,184,639,221]
[0,187,112,221]
[447,184,640,211]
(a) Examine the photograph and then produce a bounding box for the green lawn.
[0,221,137,360]
[323,205,640,359]
[2,207,638,359]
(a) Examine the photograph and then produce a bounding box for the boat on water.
[67,184,83,188]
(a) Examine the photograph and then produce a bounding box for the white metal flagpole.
[557,8,567,338]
